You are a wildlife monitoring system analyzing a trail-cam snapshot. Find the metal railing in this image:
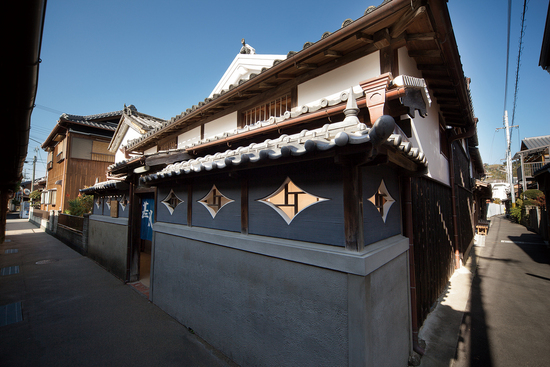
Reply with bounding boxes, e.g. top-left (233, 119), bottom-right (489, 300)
top-left (517, 162), bottom-right (544, 180)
